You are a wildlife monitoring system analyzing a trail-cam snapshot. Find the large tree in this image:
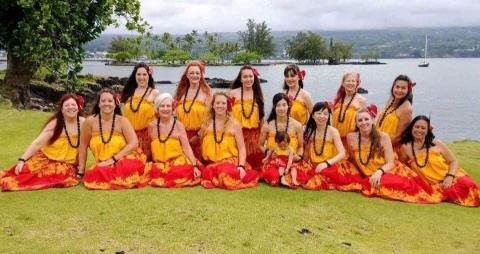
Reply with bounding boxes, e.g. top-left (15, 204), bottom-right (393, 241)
top-left (0, 0), bottom-right (148, 107)
top-left (287, 31), bottom-right (328, 64)
top-left (238, 19), bottom-right (275, 58)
